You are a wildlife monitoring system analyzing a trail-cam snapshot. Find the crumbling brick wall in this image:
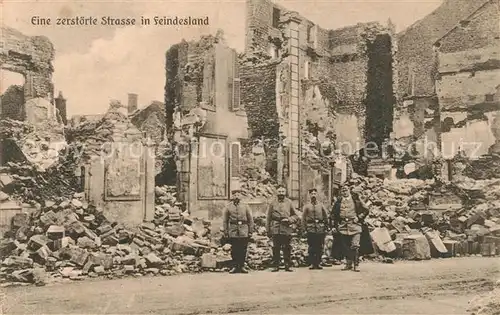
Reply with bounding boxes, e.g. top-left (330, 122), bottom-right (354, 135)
top-left (395, 0), bottom-right (488, 100)
top-left (437, 0), bottom-right (499, 54)
top-left (435, 0), bottom-right (500, 157)
top-left (0, 27), bottom-right (54, 102)
top-left (240, 61), bottom-right (279, 175)
top-left (245, 0), bottom-right (283, 53)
